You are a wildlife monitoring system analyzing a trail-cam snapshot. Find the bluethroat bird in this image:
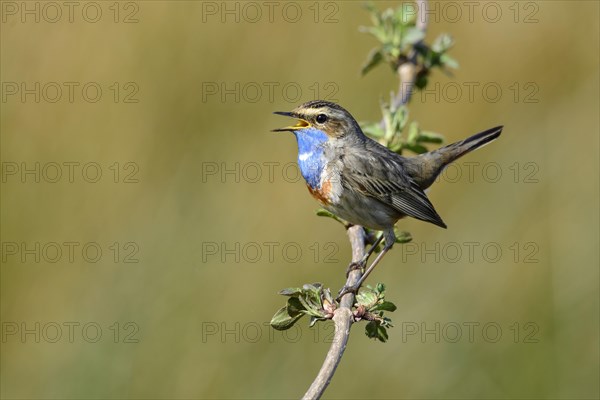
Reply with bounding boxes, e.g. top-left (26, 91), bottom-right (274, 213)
top-left (273, 100), bottom-right (502, 295)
